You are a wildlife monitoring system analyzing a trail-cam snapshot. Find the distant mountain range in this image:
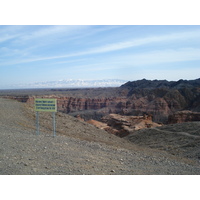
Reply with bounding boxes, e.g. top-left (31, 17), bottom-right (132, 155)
top-left (121, 78), bottom-right (200, 90)
top-left (17, 79), bottom-right (128, 88)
